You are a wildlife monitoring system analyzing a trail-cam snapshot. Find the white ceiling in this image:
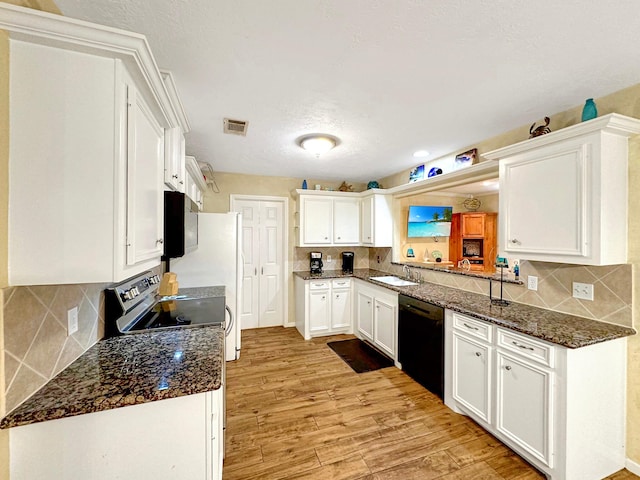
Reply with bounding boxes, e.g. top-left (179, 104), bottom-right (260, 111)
top-left (55, 0), bottom-right (640, 184)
